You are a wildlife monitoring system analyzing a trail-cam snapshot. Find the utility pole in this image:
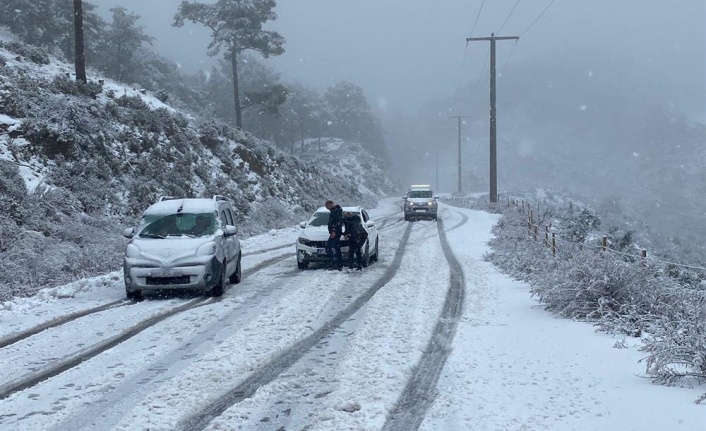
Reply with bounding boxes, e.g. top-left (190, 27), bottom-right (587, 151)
top-left (466, 33), bottom-right (519, 203)
top-left (449, 115), bottom-right (470, 194)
